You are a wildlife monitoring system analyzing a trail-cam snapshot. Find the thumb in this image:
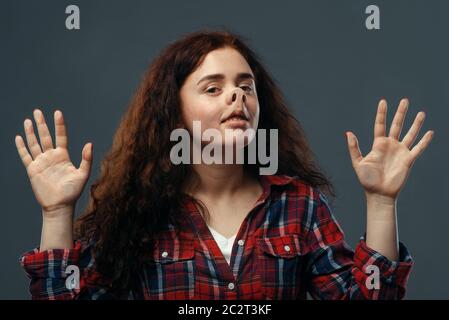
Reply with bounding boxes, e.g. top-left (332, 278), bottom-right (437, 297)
top-left (345, 131), bottom-right (363, 166)
top-left (79, 142), bottom-right (93, 176)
